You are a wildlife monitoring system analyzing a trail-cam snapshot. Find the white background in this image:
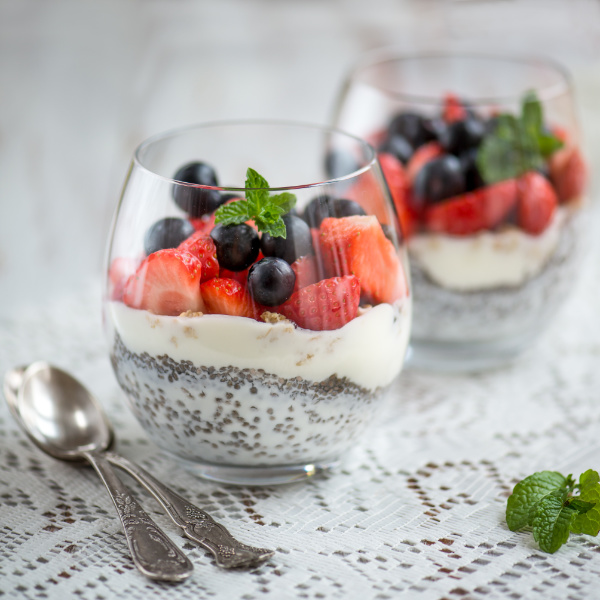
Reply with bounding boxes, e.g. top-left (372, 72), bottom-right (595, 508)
top-left (2, 0), bottom-right (600, 318)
